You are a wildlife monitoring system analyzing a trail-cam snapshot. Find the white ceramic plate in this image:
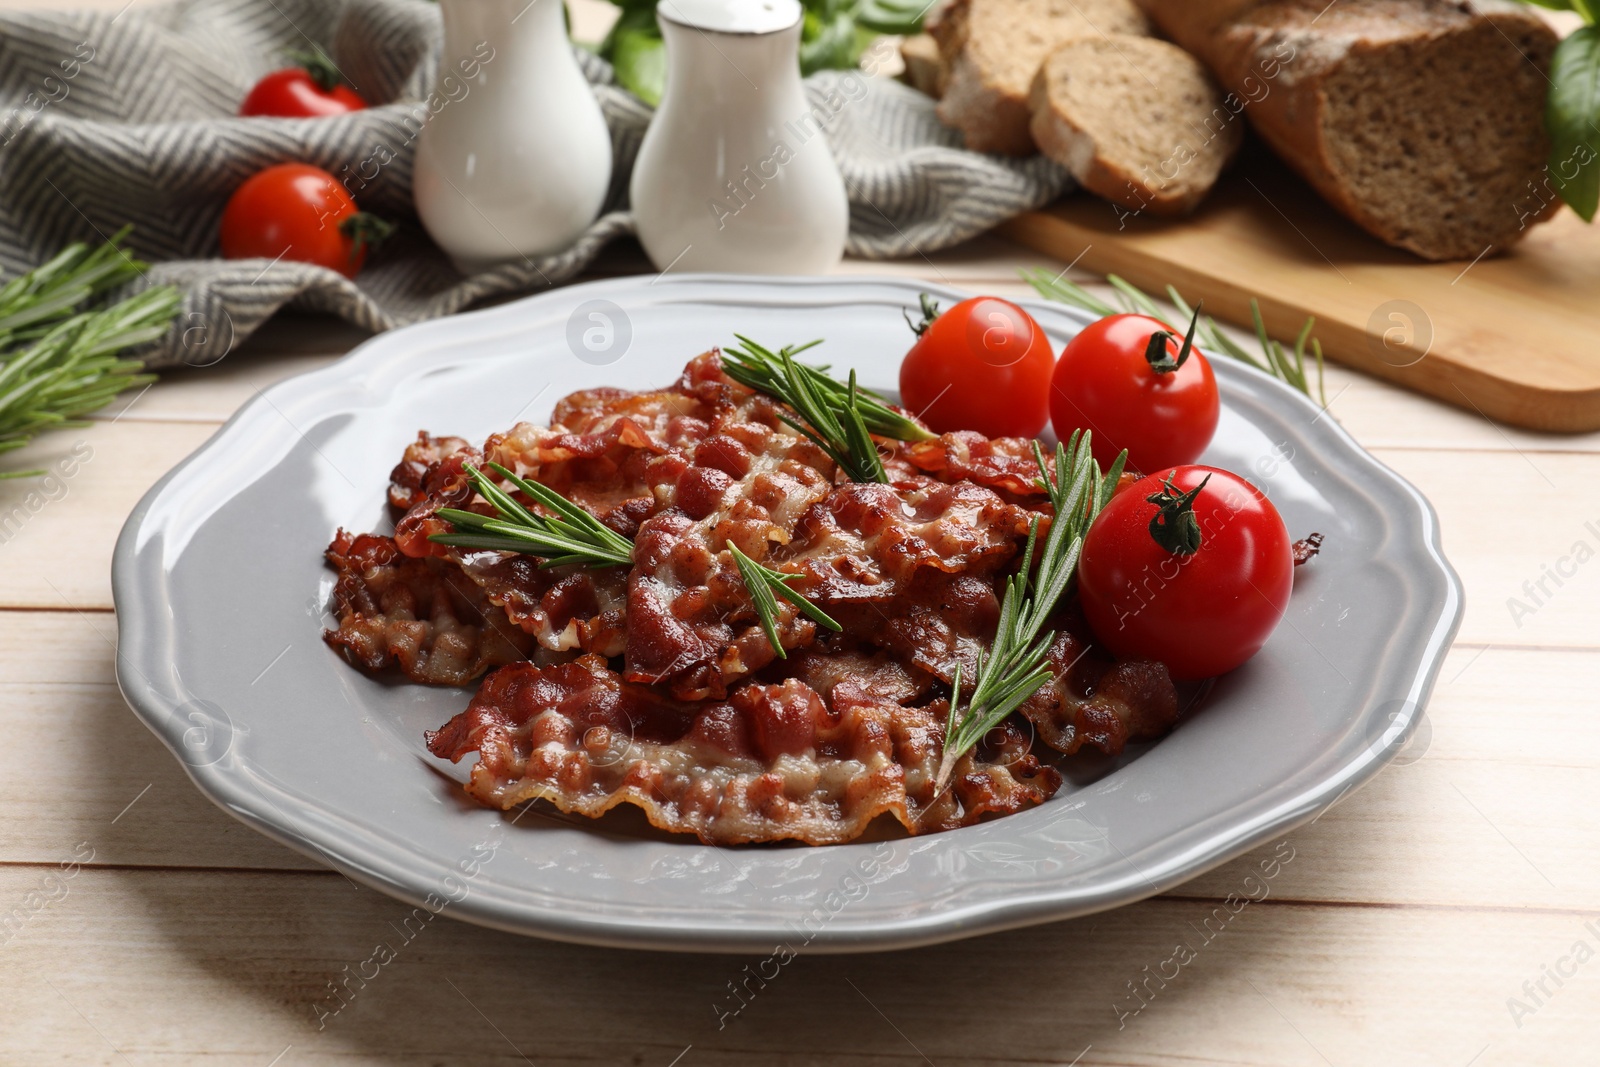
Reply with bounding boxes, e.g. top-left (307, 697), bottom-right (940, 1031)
top-left (113, 275), bottom-right (1462, 953)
